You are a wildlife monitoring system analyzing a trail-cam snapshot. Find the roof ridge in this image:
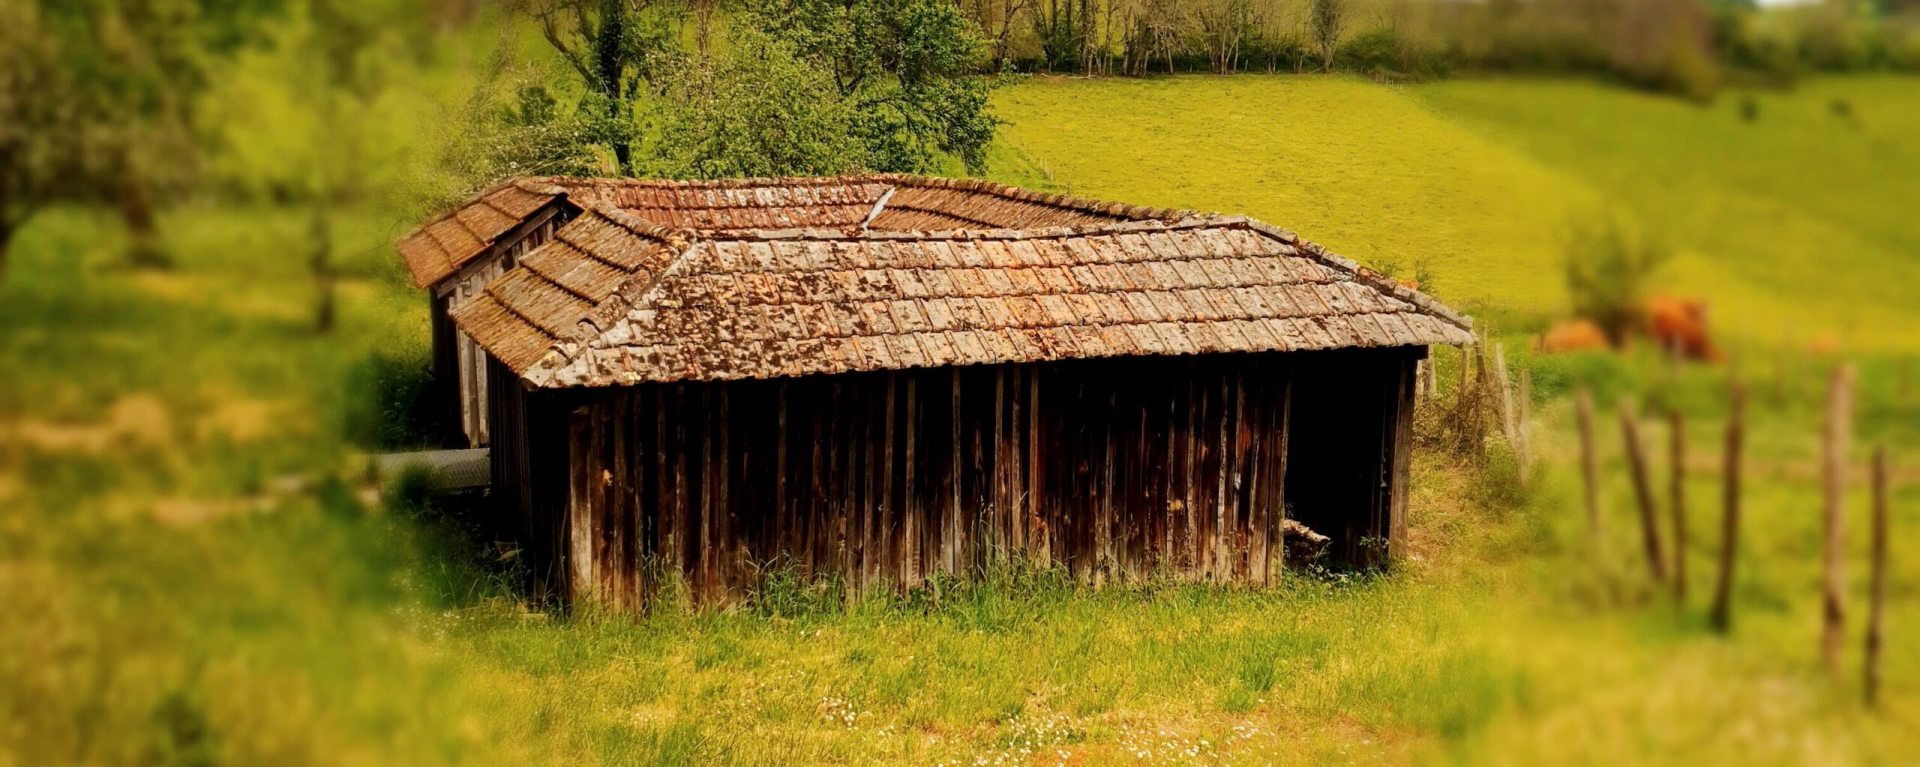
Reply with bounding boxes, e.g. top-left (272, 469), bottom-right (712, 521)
top-left (1239, 220), bottom-right (1473, 332)
top-left (879, 174), bottom-right (1200, 222)
top-left (695, 214), bottom-right (1239, 243)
